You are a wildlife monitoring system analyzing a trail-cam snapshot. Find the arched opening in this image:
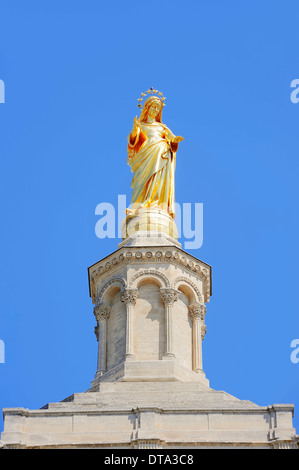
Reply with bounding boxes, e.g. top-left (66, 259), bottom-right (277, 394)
top-left (174, 277), bottom-right (203, 305)
top-left (103, 285), bottom-right (121, 305)
top-left (137, 276), bottom-right (162, 289)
